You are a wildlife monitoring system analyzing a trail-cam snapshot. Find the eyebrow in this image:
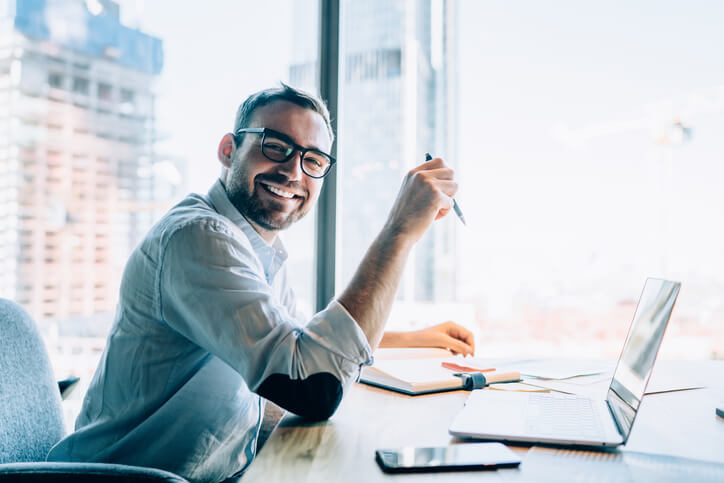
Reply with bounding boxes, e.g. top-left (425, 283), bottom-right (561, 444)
top-left (264, 127), bottom-right (327, 154)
